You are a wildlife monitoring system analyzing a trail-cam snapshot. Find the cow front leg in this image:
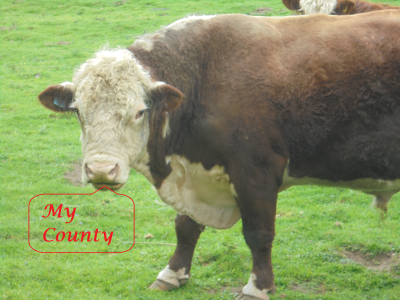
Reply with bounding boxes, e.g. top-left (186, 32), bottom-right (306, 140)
top-left (236, 203), bottom-right (277, 300)
top-left (149, 214), bottom-right (204, 291)
top-left (232, 171), bottom-right (280, 300)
